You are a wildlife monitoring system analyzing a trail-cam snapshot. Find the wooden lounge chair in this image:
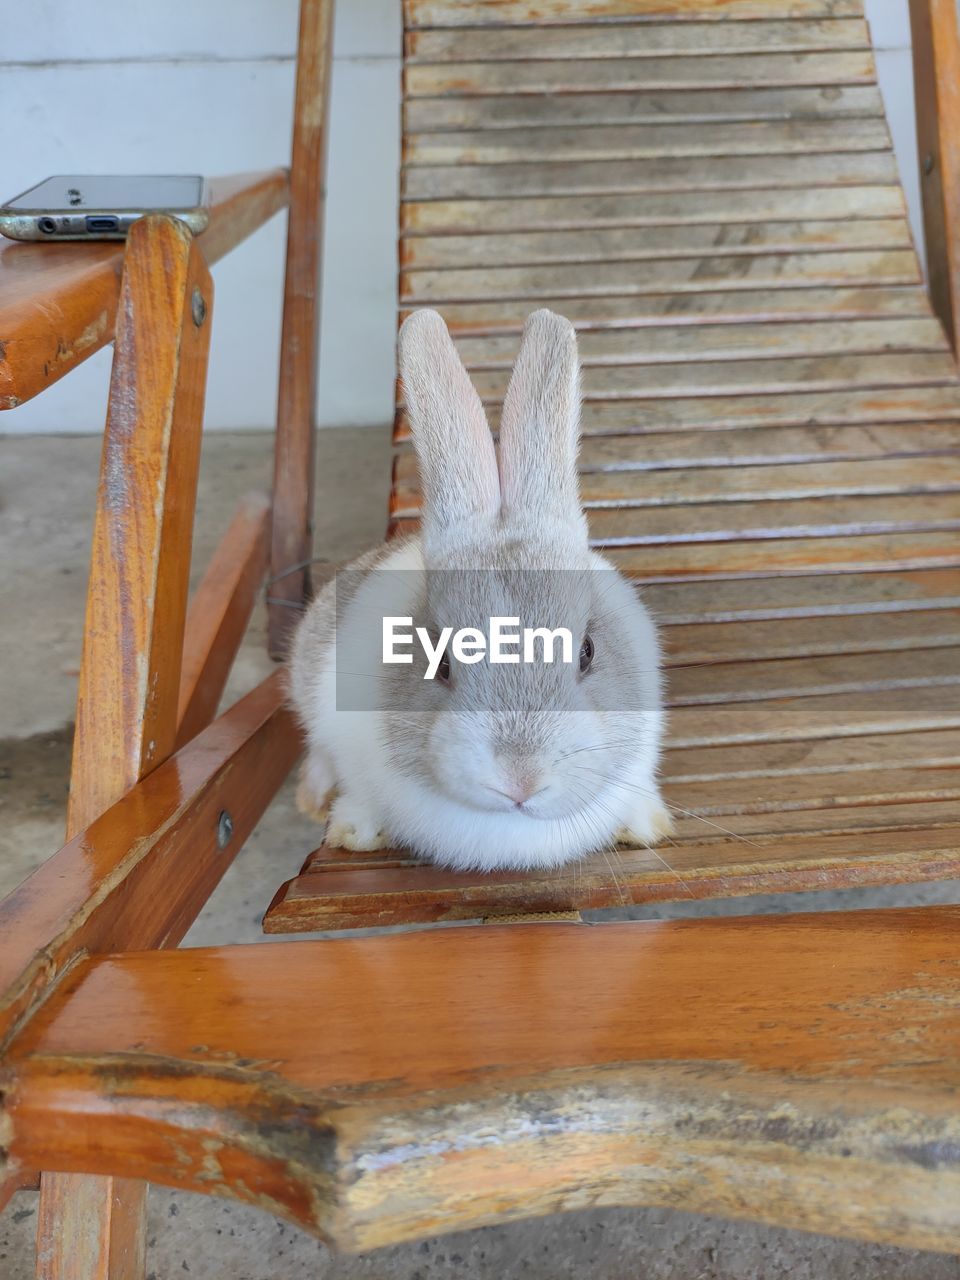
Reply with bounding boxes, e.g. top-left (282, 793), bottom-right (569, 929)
top-left (2, 0), bottom-right (960, 1273)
